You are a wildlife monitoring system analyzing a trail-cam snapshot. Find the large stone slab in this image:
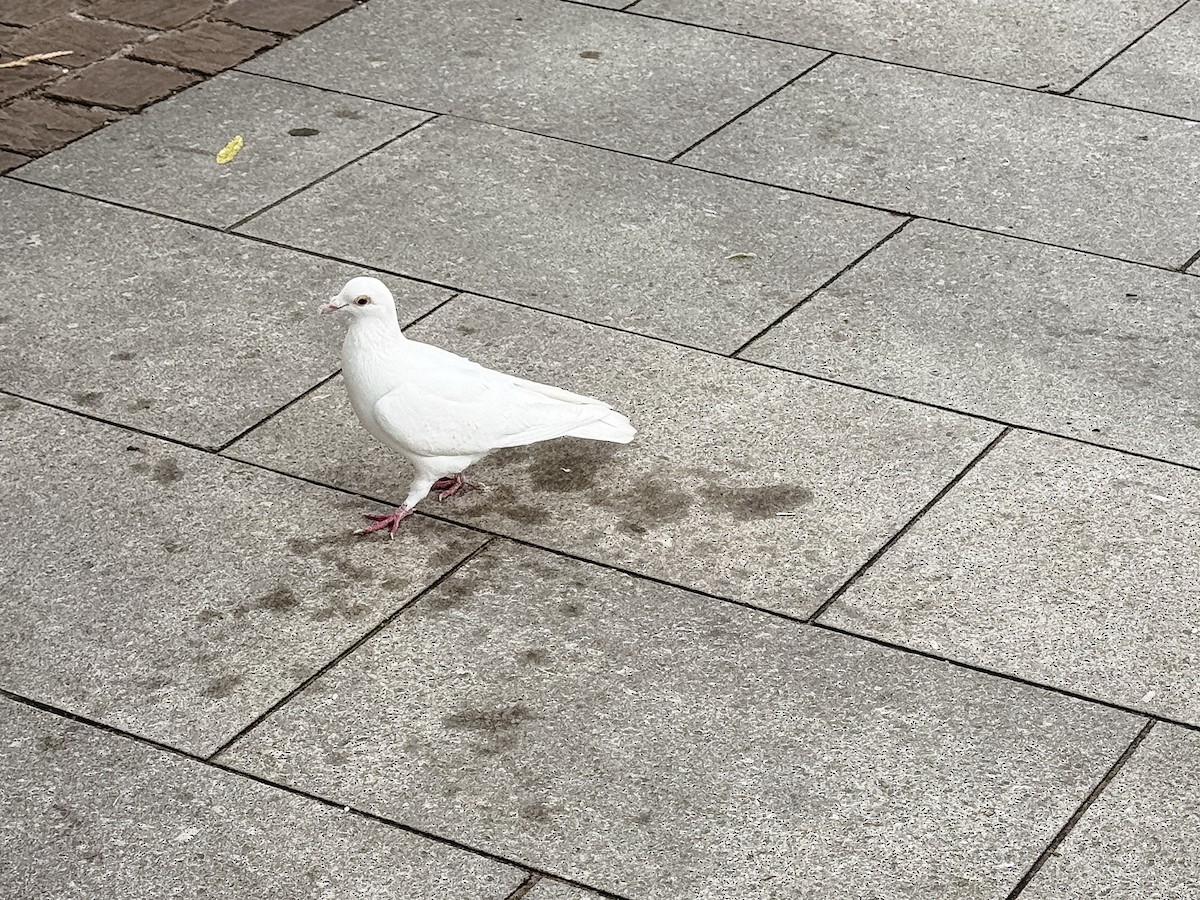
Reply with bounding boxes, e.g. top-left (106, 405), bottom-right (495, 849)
top-left (526, 881), bottom-right (600, 900)
top-left (1075, 1), bottom-right (1200, 122)
top-left (239, 117), bottom-right (901, 352)
top-left (634, 0), bottom-right (1182, 90)
top-left (219, 542), bottom-right (1142, 900)
top-left (0, 179), bottom-right (450, 449)
top-left (239, 0), bottom-right (822, 159)
top-left (1021, 724), bottom-right (1200, 900)
top-left (226, 294), bottom-right (998, 619)
top-left (0, 698), bottom-right (524, 898)
top-left (18, 71), bottom-right (431, 228)
top-left (0, 399), bottom-right (486, 755)
top-left (821, 430), bottom-right (1200, 725)
top-left (681, 55), bottom-right (1200, 268)
top-left (742, 220), bottom-right (1200, 468)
